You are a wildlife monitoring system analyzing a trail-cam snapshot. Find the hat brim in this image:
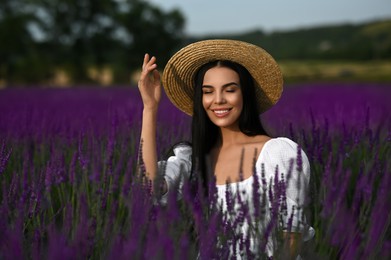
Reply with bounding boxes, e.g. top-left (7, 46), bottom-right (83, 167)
top-left (162, 39), bottom-right (283, 116)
